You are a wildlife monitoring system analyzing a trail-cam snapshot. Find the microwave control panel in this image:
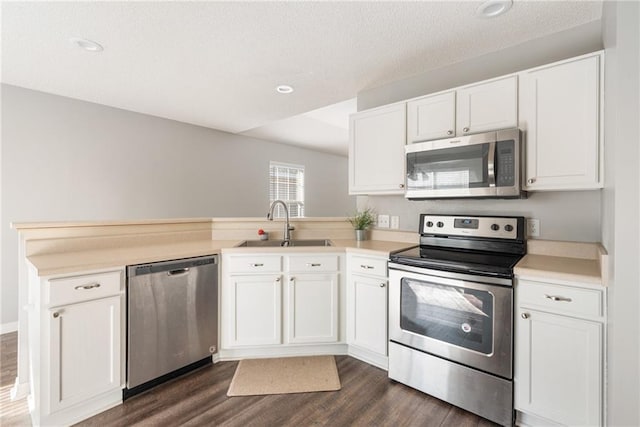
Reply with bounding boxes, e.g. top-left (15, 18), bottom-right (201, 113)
top-left (496, 141), bottom-right (515, 187)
